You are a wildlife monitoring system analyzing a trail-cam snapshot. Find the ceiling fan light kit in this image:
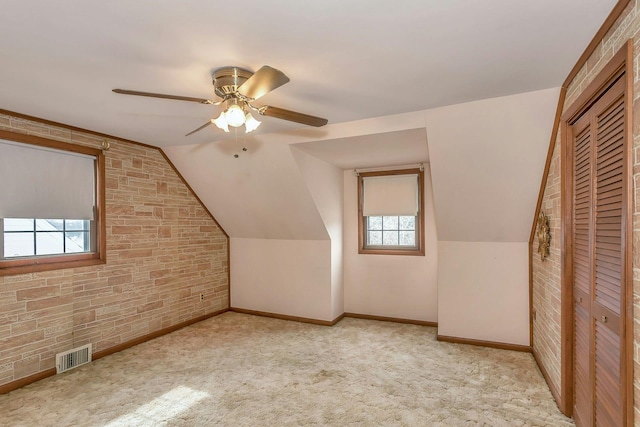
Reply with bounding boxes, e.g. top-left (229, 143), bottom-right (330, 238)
top-left (211, 109), bottom-right (262, 133)
top-left (112, 65), bottom-right (327, 137)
